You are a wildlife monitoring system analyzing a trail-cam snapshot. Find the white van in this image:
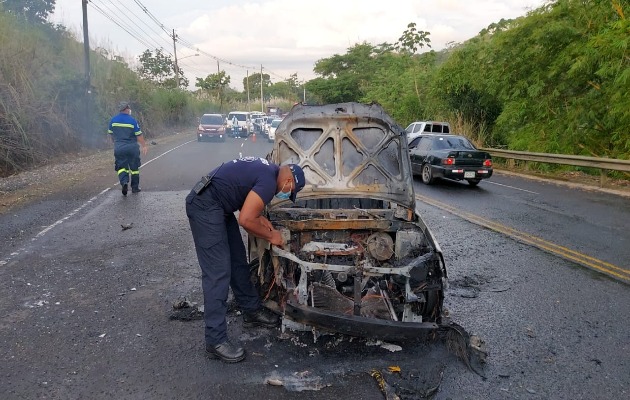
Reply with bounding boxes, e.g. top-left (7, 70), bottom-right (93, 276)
top-left (227, 111), bottom-right (251, 137)
top-left (405, 121), bottom-right (451, 142)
